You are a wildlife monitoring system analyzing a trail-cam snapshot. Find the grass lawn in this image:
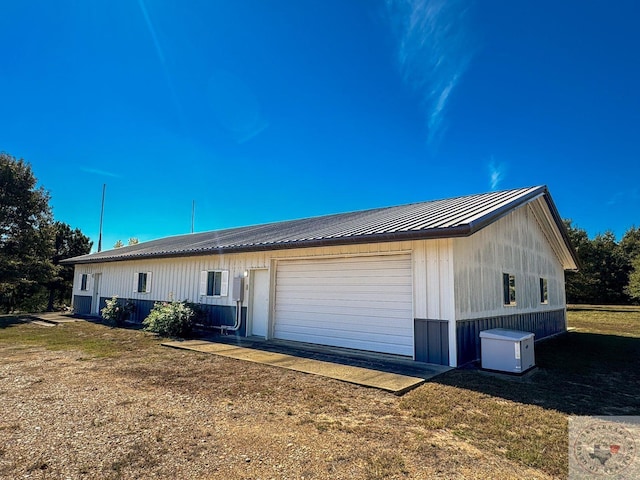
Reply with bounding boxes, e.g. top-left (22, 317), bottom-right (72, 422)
top-left (402, 305), bottom-right (640, 476)
top-left (1, 306), bottom-right (639, 479)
